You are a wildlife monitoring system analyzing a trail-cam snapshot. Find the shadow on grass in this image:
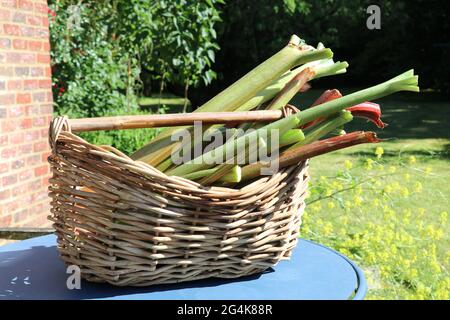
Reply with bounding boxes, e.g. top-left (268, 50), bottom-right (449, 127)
top-left (293, 89), bottom-right (450, 140)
